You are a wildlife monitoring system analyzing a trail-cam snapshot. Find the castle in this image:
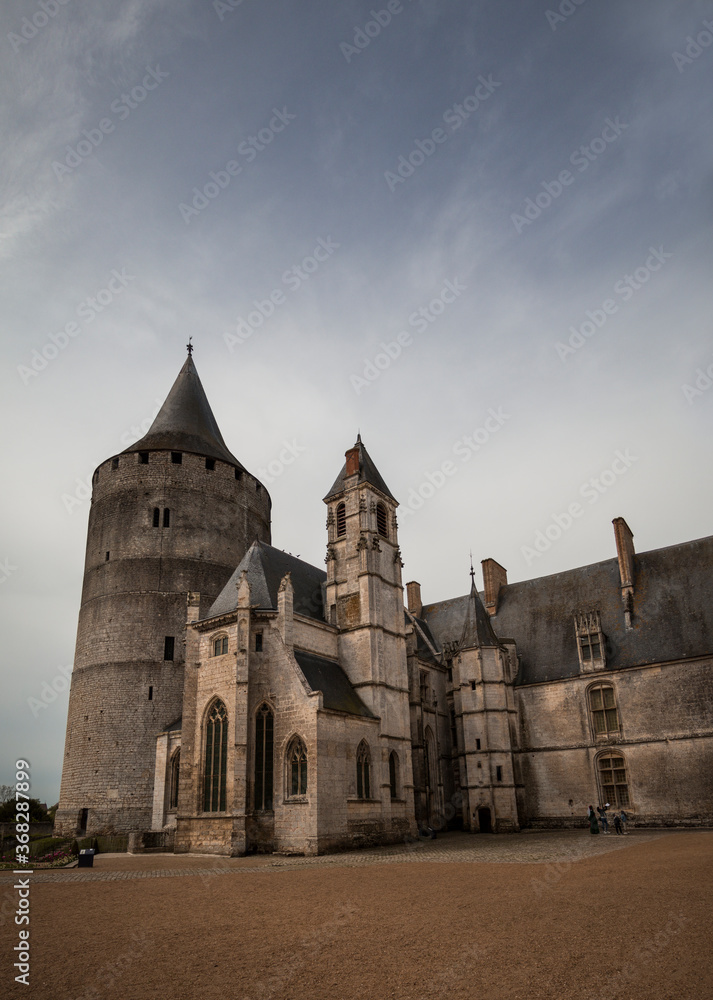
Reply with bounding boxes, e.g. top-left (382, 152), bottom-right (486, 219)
top-left (55, 352), bottom-right (713, 854)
